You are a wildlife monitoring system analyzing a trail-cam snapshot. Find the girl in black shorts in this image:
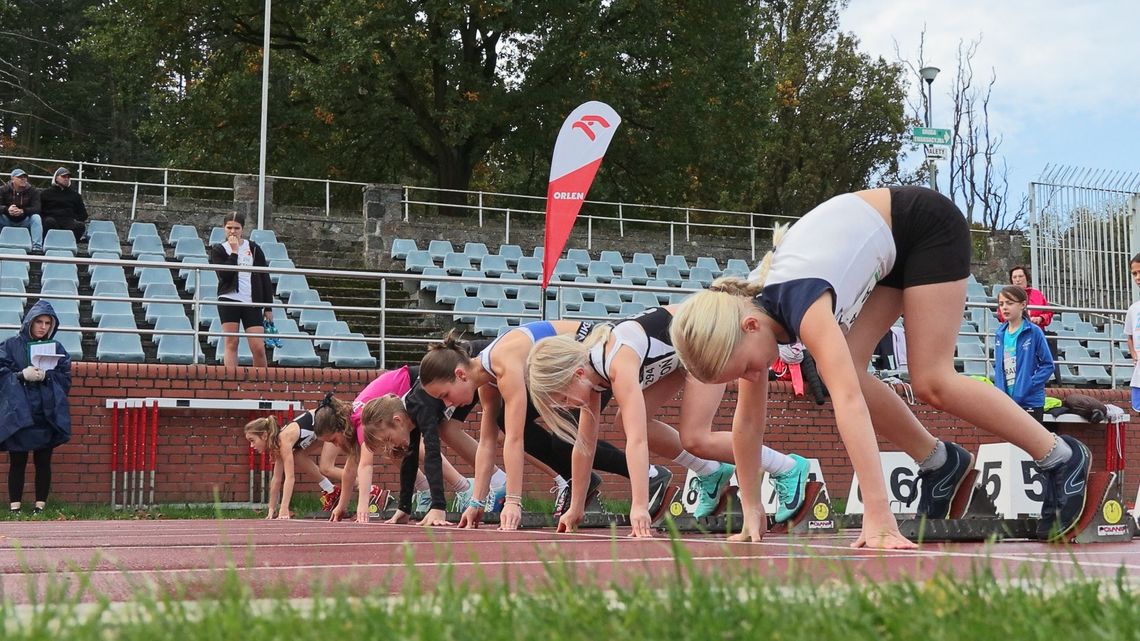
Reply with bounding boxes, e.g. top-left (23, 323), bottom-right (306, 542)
top-left (669, 186), bottom-right (1092, 548)
top-left (208, 212), bottom-right (274, 367)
